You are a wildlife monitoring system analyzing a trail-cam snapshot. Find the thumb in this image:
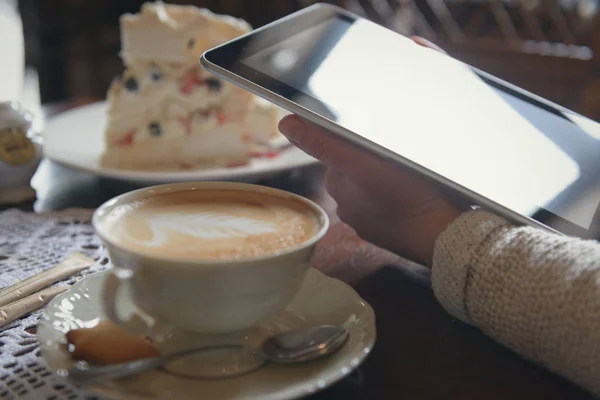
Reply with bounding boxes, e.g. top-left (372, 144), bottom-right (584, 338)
top-left (278, 114), bottom-right (336, 165)
top-left (411, 36), bottom-right (446, 54)
top-left (278, 114), bottom-right (384, 174)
